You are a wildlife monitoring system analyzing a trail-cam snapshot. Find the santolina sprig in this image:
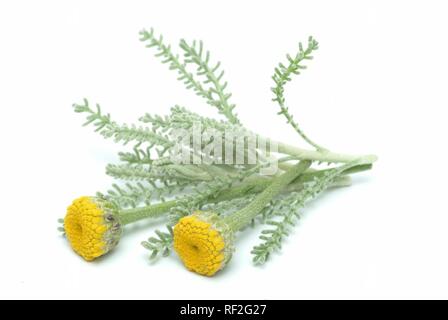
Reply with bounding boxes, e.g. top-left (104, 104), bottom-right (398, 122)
top-left (67, 28), bottom-right (377, 271)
